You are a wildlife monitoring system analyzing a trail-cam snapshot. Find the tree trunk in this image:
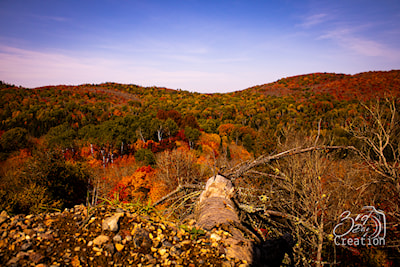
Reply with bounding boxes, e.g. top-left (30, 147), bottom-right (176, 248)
top-left (195, 175), bottom-right (255, 264)
top-left (316, 223), bottom-right (324, 267)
